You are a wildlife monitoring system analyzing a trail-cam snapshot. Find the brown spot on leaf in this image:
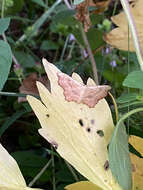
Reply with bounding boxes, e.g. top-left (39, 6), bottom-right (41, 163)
top-left (132, 163), bottom-right (136, 172)
top-left (86, 127), bottom-right (91, 132)
top-left (46, 114), bottom-right (50, 118)
top-left (79, 119), bottom-right (84, 126)
top-left (51, 141), bottom-right (58, 149)
top-left (104, 160), bottom-right (109, 171)
top-left (97, 130), bottom-right (104, 137)
top-left (19, 73), bottom-right (50, 102)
